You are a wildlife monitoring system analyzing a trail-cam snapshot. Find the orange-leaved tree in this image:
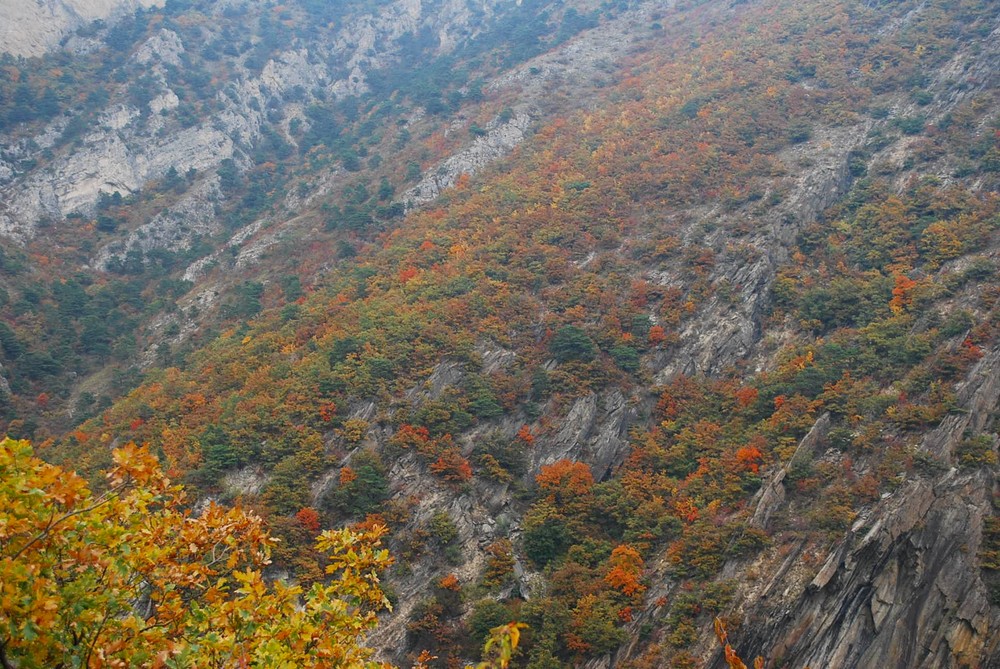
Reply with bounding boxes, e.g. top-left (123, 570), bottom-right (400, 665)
top-left (714, 617), bottom-right (764, 669)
